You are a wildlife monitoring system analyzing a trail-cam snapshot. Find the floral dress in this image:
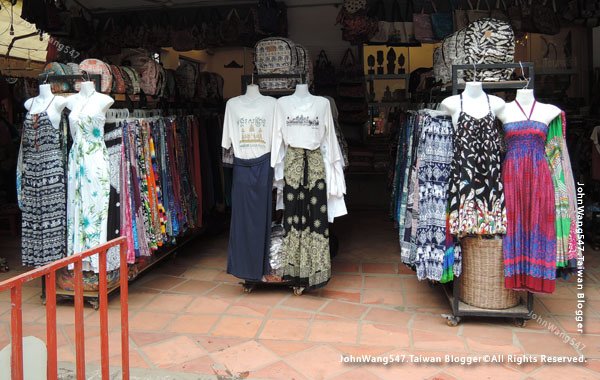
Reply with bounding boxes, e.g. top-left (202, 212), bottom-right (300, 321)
top-left (67, 112), bottom-right (110, 272)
